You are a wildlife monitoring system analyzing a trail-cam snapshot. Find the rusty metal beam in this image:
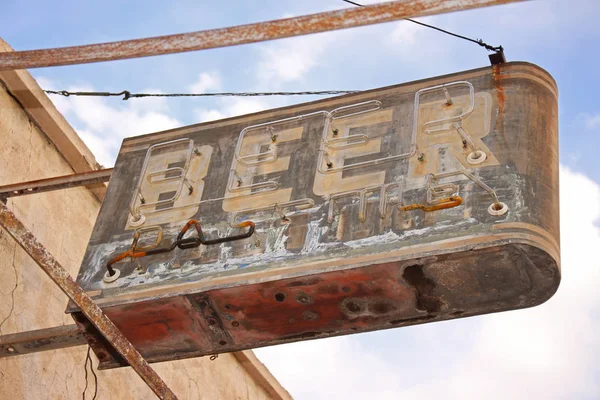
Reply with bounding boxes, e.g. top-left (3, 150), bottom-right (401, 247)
top-left (0, 202), bottom-right (177, 400)
top-left (0, 0), bottom-right (527, 71)
top-left (0, 169), bottom-right (112, 200)
top-left (0, 324), bottom-right (86, 358)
